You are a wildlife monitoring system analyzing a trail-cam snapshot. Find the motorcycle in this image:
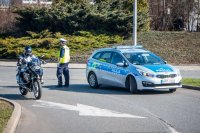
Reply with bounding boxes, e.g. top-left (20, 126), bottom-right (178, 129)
top-left (16, 56), bottom-right (45, 99)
